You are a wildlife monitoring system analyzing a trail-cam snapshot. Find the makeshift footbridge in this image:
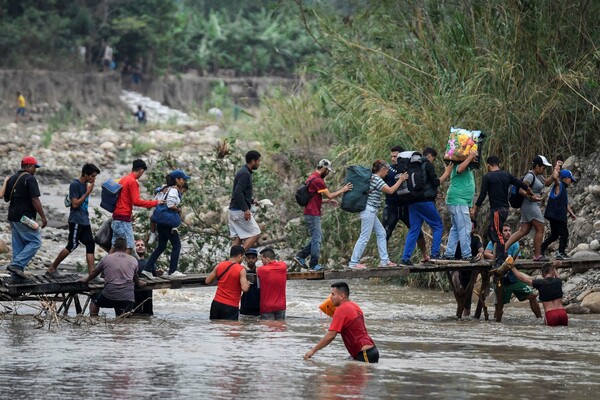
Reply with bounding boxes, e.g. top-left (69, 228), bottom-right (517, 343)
top-left (2, 256), bottom-right (600, 321)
